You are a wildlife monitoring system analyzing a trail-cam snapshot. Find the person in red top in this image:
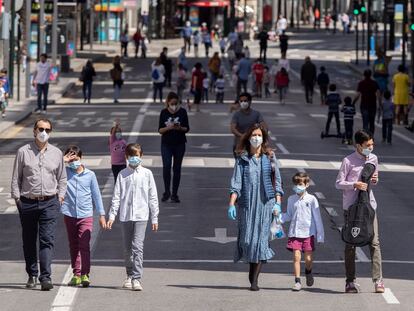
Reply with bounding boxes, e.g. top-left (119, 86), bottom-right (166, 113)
top-left (276, 67), bottom-right (290, 104)
top-left (191, 62), bottom-right (205, 112)
top-left (133, 29), bottom-right (142, 58)
top-left (252, 59), bottom-right (265, 98)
